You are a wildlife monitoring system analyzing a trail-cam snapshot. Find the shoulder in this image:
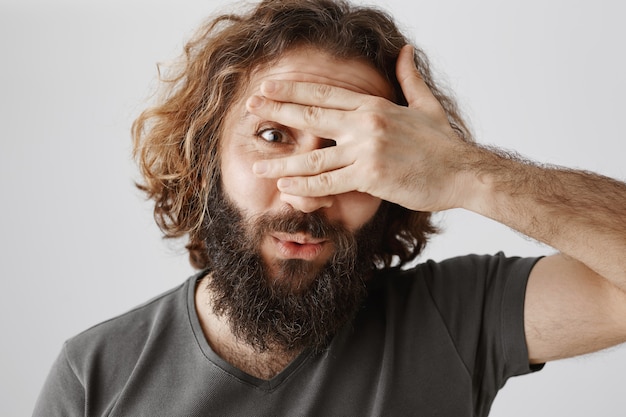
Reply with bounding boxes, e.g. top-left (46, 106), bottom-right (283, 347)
top-left (373, 252), bottom-right (539, 286)
top-left (36, 272), bottom-right (205, 416)
top-left (368, 252), bottom-right (541, 312)
top-left (63, 273), bottom-right (201, 375)
top-left (70, 282), bottom-right (182, 344)
top-left (365, 253), bottom-right (542, 384)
